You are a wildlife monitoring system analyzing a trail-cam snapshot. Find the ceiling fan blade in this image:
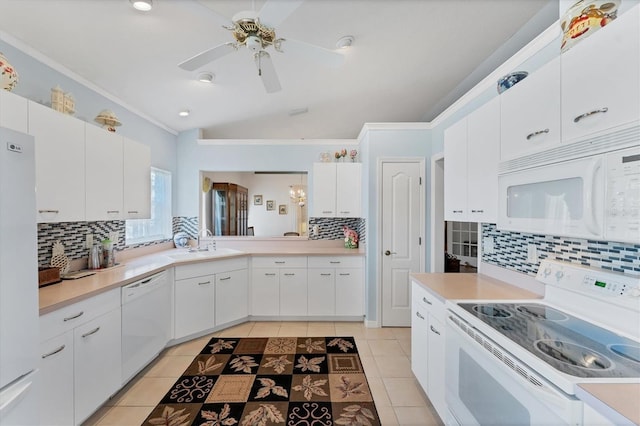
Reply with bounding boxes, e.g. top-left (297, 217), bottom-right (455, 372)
top-left (278, 38), bottom-right (345, 68)
top-left (254, 51), bottom-right (281, 93)
top-left (258, 0), bottom-right (304, 28)
top-left (178, 43), bottom-right (237, 71)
